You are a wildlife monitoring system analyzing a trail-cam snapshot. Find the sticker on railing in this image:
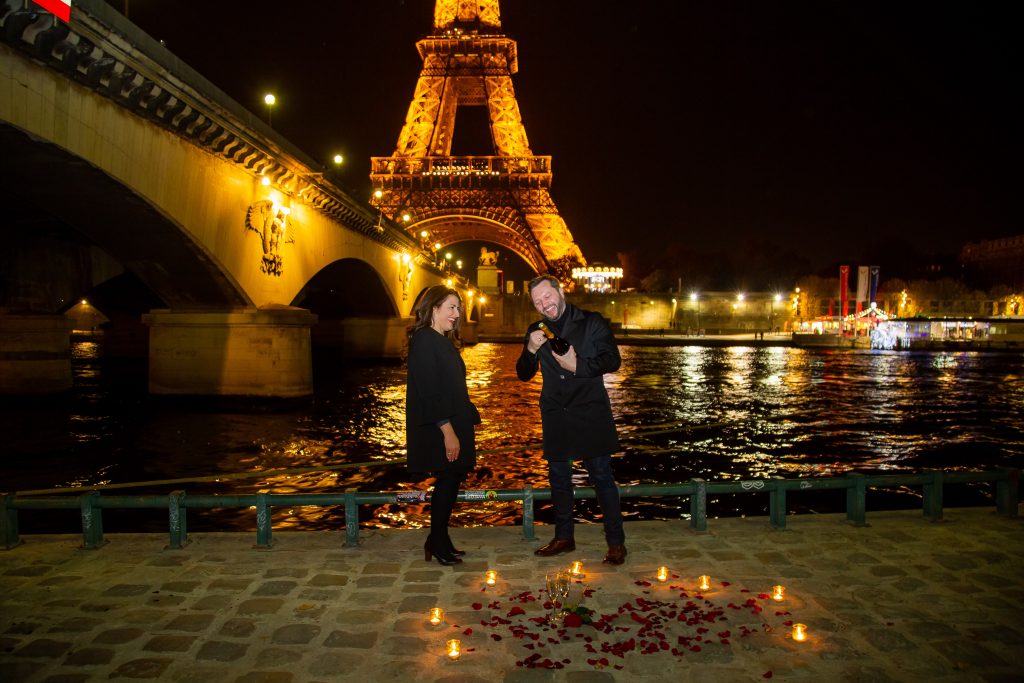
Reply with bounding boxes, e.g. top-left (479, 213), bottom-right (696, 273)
top-left (395, 492), bottom-right (428, 502)
top-left (464, 490), bottom-right (500, 500)
top-left (740, 481), bottom-right (765, 490)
